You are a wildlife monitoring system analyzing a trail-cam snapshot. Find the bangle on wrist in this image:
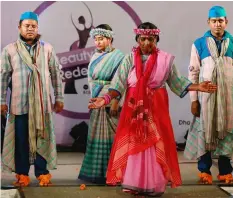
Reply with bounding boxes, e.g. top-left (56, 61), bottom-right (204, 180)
top-left (103, 94), bottom-right (111, 105)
